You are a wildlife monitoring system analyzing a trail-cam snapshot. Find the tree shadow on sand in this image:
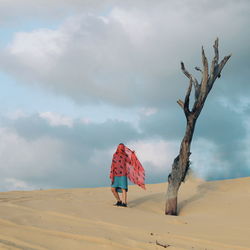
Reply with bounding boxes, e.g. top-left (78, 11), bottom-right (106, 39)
top-left (127, 181), bottom-right (217, 214)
